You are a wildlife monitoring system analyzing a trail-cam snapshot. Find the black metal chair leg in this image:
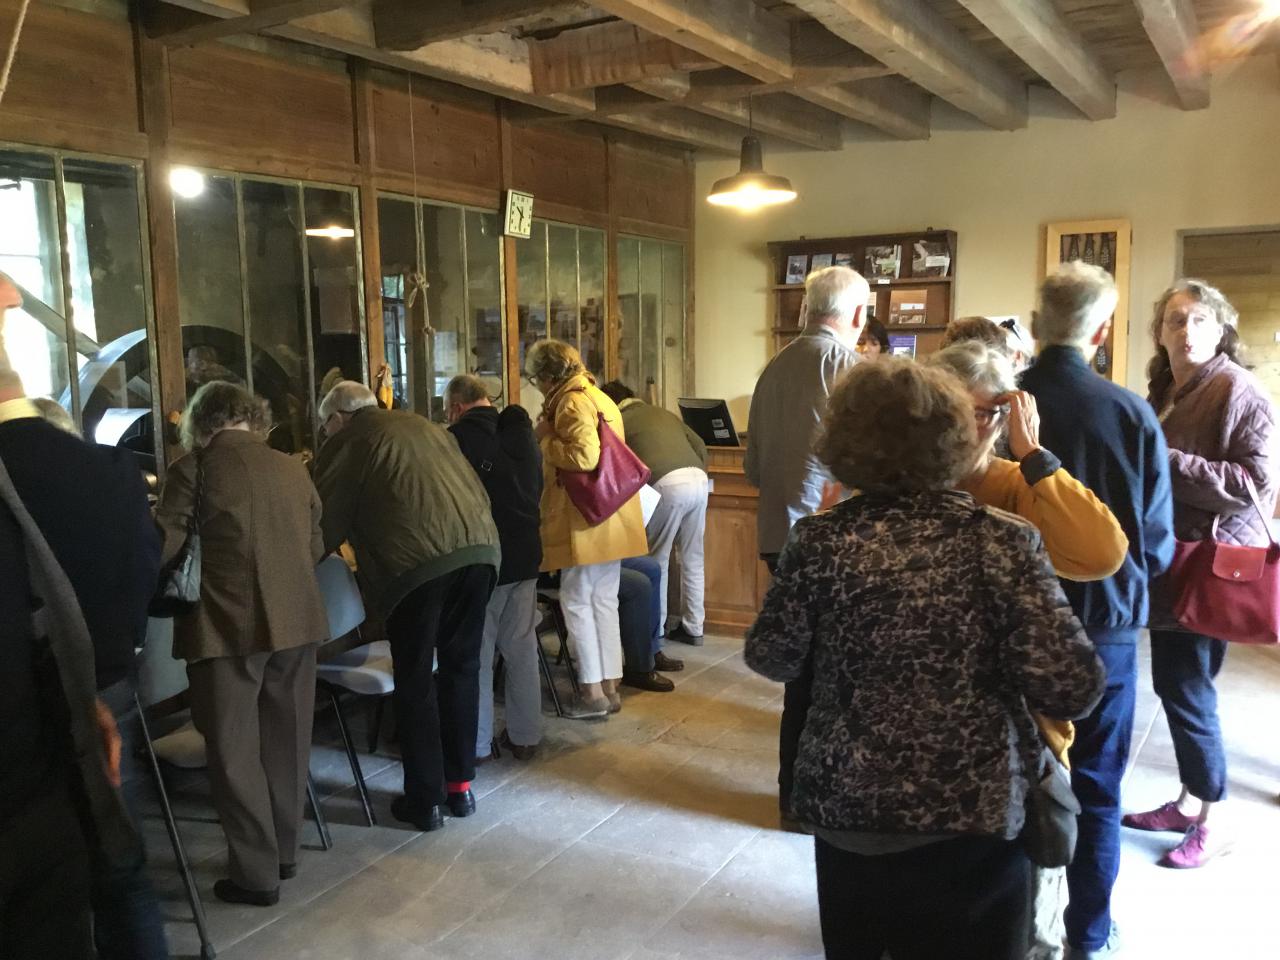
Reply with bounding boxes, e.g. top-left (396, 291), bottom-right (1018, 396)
top-left (136, 696), bottom-right (216, 960)
top-left (368, 696), bottom-right (385, 755)
top-left (536, 640), bottom-right (565, 717)
top-left (306, 773), bottom-right (332, 850)
top-left (550, 602), bottom-right (580, 697)
top-left (327, 686), bottom-right (376, 827)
